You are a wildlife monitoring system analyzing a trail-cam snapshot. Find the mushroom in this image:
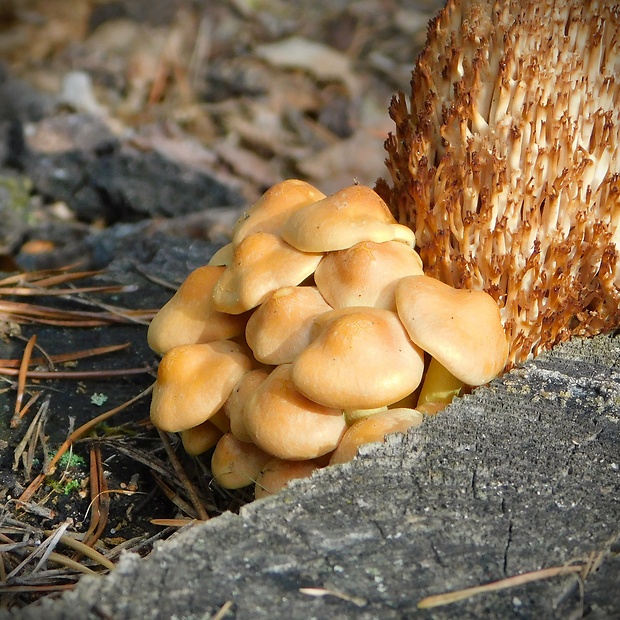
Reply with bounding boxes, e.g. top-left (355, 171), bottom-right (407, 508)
top-left (211, 432), bottom-right (272, 489)
top-left (329, 408), bottom-right (423, 465)
top-left (281, 184), bottom-right (415, 253)
top-left (416, 357), bottom-right (464, 407)
top-left (314, 240), bottom-right (424, 310)
top-left (395, 275), bottom-right (508, 386)
top-left (223, 368), bottom-right (270, 443)
top-left (211, 232), bottom-right (322, 314)
top-left (244, 364), bottom-right (347, 460)
top-left (377, 0), bottom-right (620, 366)
top-left (231, 179), bottom-right (325, 244)
top-left (147, 265), bottom-right (247, 355)
top-left (254, 457), bottom-right (327, 500)
top-left (208, 243), bottom-right (234, 267)
top-left (181, 421), bottom-right (223, 456)
top-left (245, 286), bottom-right (332, 365)
top-left (292, 306), bottom-right (425, 410)
top-left (150, 340), bottom-right (252, 432)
